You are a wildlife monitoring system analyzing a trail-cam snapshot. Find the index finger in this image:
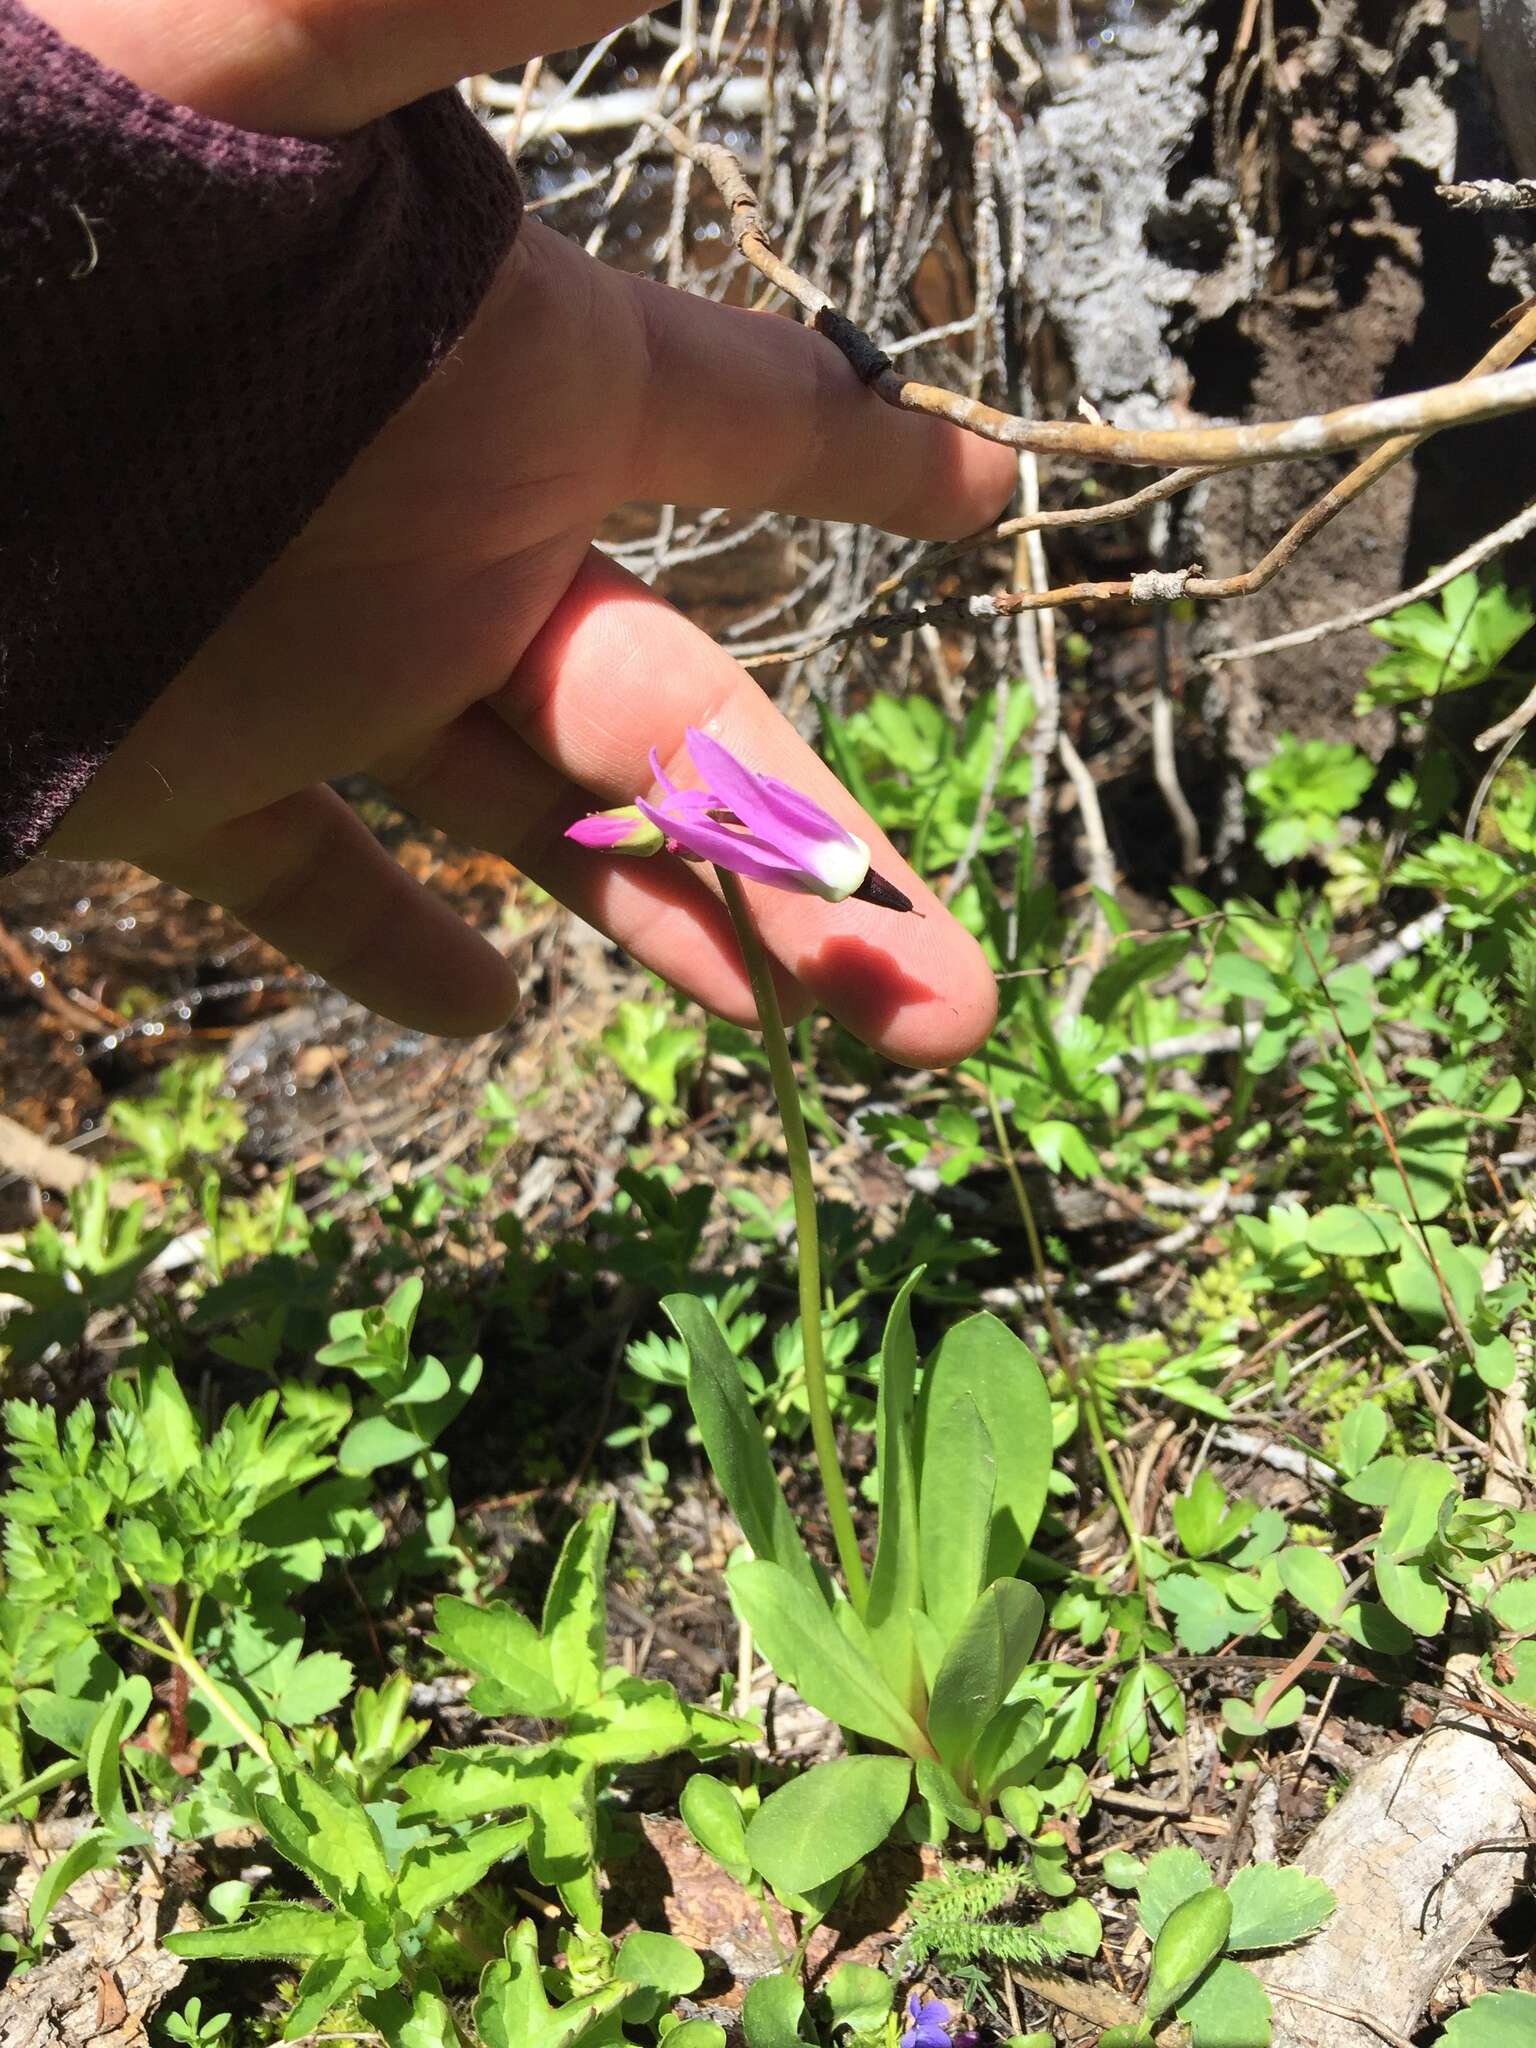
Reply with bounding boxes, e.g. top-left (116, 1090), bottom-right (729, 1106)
top-left (499, 549), bottom-right (999, 1067)
top-left (617, 251), bottom-right (1018, 538)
